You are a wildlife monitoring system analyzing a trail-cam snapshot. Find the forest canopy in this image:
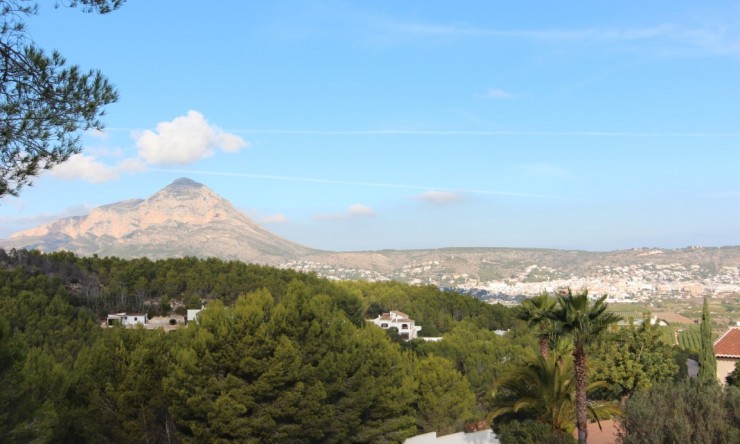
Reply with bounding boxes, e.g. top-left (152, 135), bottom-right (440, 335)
top-left (1, 249), bottom-right (726, 443)
top-left (0, 249), bottom-right (513, 442)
